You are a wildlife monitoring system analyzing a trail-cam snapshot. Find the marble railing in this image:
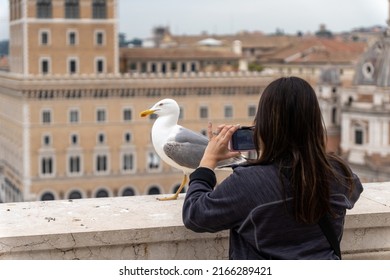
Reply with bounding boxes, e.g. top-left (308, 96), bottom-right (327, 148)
top-left (0, 182), bottom-right (389, 260)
